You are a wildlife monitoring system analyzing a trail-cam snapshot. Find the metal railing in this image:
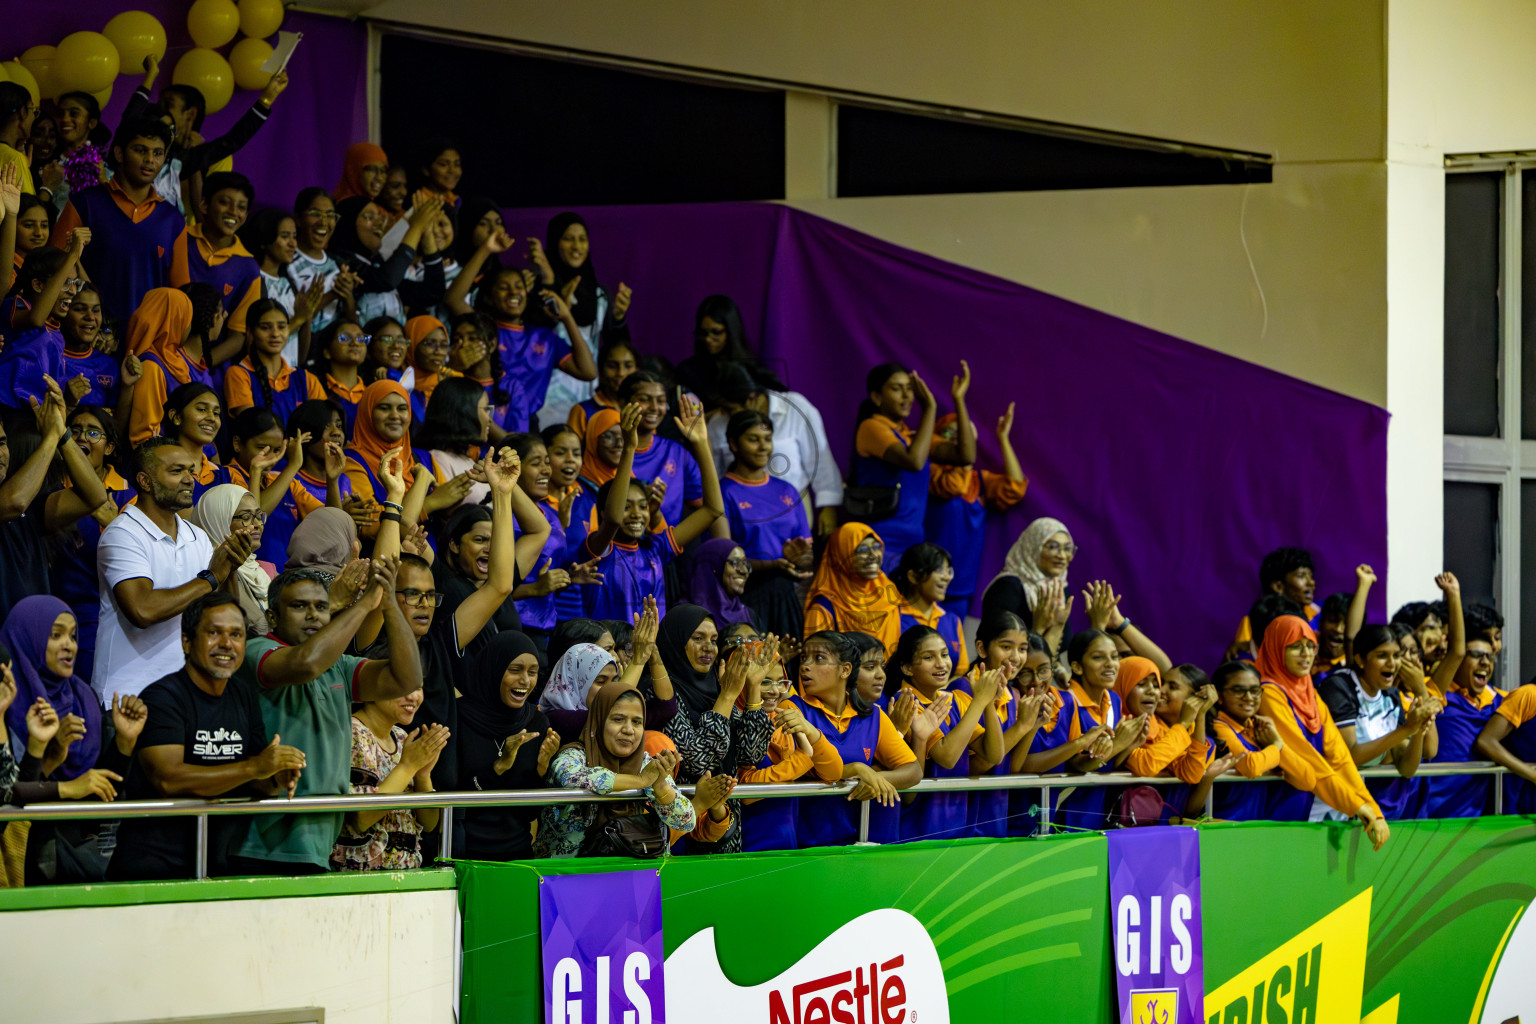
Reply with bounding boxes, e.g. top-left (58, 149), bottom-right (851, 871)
top-left (0, 762), bottom-right (1514, 881)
